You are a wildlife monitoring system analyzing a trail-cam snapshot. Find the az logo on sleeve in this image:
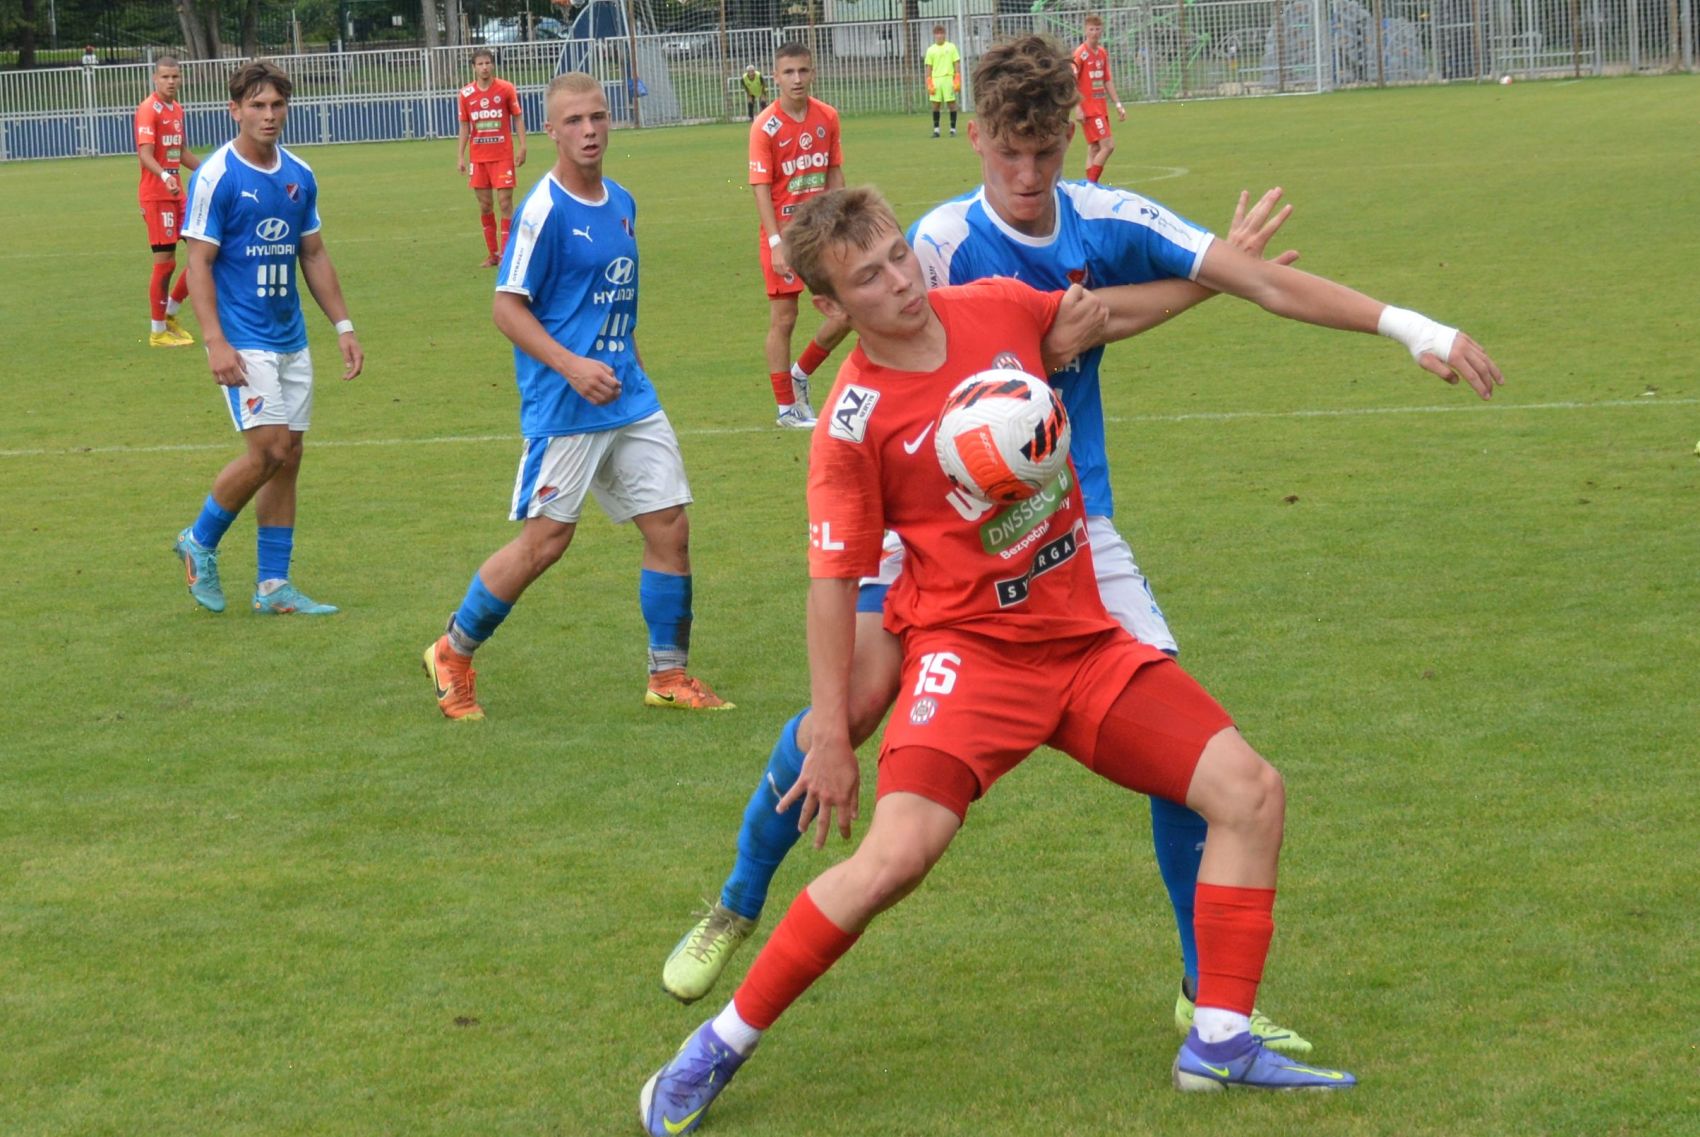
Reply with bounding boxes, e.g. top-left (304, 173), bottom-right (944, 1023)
top-left (828, 384), bottom-right (879, 444)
